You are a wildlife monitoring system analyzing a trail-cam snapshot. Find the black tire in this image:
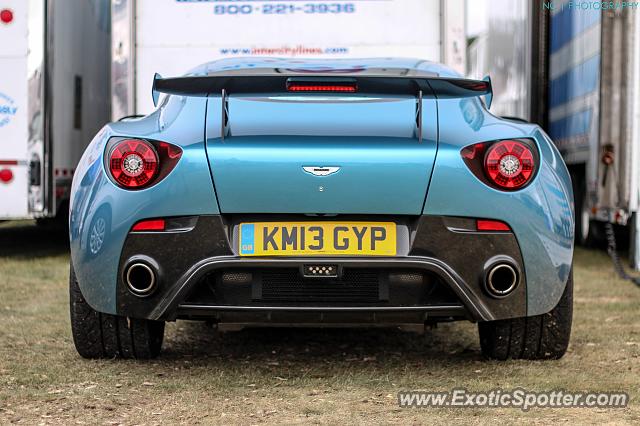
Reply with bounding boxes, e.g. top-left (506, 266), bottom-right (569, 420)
top-left (69, 264), bottom-right (164, 359)
top-left (478, 270), bottom-right (573, 360)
